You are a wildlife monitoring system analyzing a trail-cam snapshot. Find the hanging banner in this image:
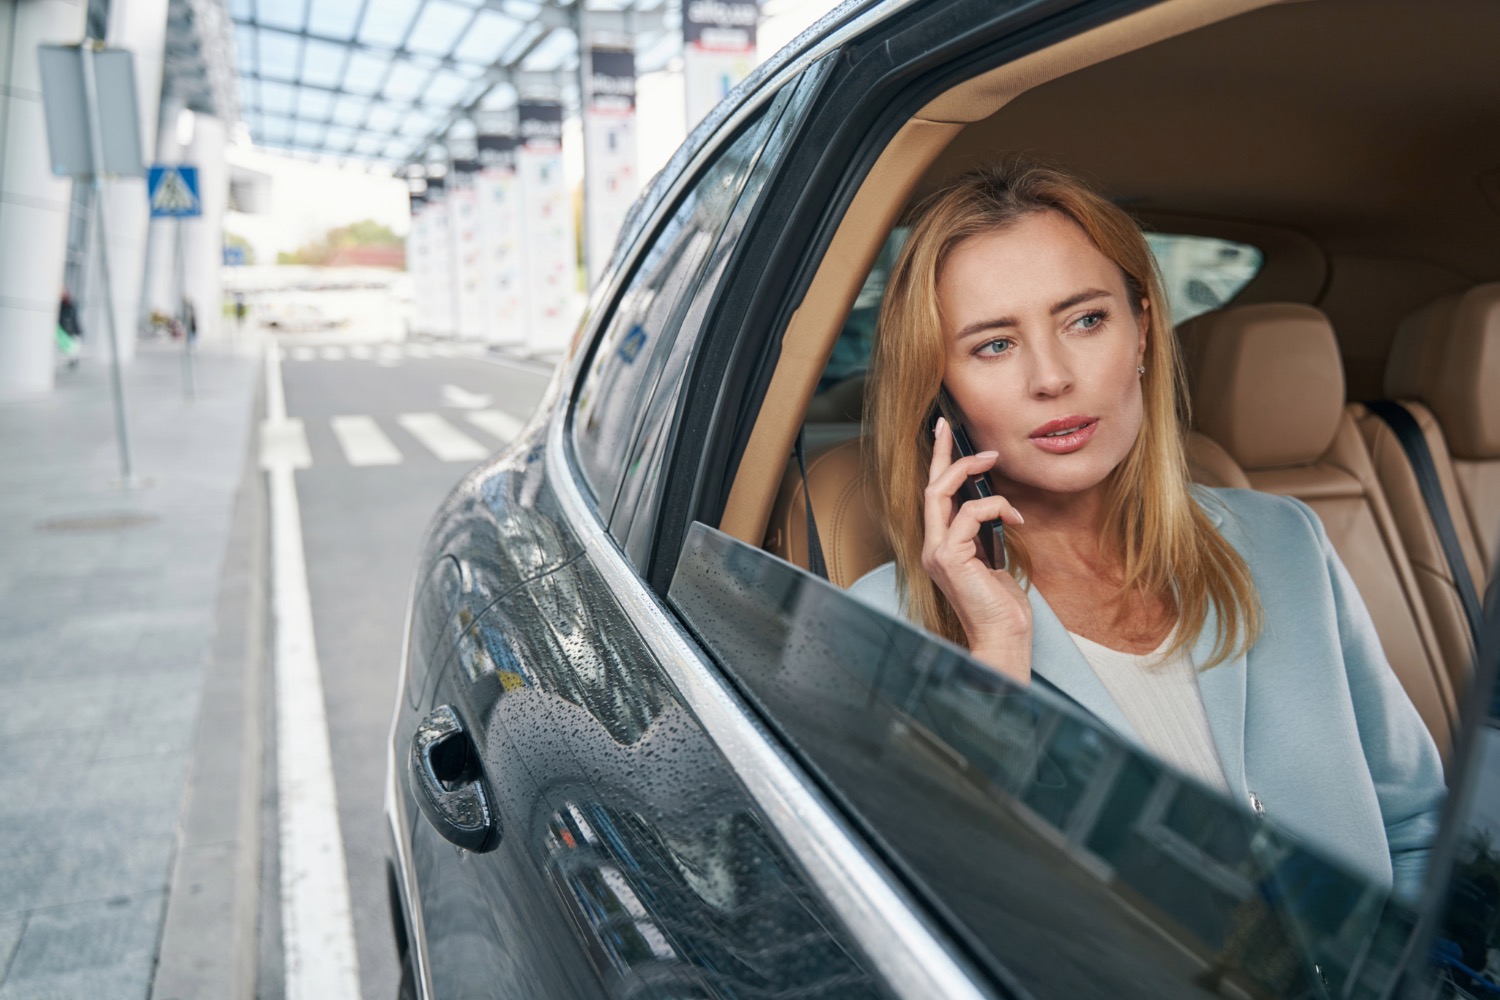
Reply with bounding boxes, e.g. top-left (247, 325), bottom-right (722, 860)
top-left (583, 46), bottom-right (639, 287)
top-left (406, 189), bottom-right (429, 336)
top-left (449, 158), bottom-right (486, 341)
top-left (476, 132), bottom-right (523, 345)
top-left (517, 100), bottom-right (576, 354)
top-left (682, 0), bottom-right (758, 130)
top-left (420, 175), bottom-right (456, 337)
